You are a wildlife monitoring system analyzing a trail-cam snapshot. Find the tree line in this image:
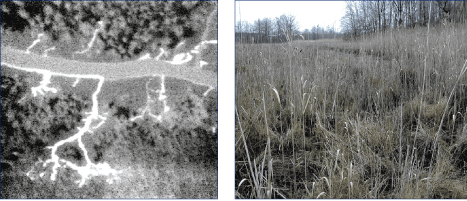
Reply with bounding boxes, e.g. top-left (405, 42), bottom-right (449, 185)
top-left (236, 13), bottom-right (343, 44)
top-left (236, 1), bottom-right (467, 44)
top-left (340, 0), bottom-right (467, 38)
